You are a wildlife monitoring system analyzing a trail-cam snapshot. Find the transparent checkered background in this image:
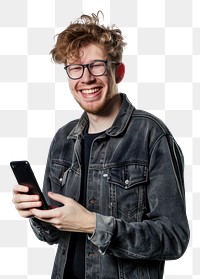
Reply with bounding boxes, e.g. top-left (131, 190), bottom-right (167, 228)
top-left (0, 0), bottom-right (199, 278)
